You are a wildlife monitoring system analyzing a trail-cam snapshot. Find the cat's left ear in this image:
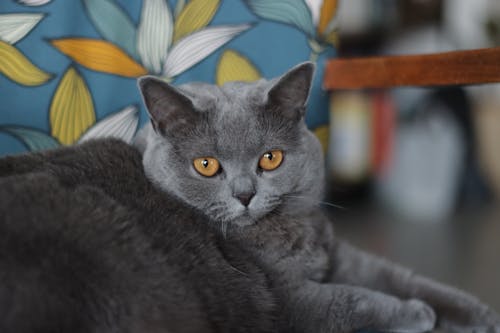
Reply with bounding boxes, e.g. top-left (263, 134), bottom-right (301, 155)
top-left (137, 76), bottom-right (197, 135)
top-left (266, 62), bottom-right (315, 119)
